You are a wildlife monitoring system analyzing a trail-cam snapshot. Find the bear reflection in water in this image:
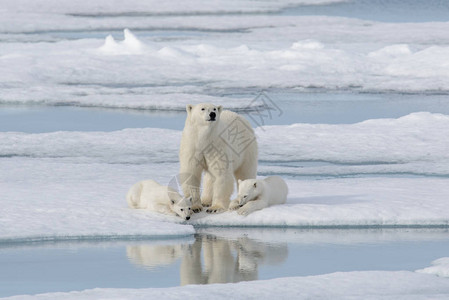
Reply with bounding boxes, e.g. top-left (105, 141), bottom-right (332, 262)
top-left (126, 233), bottom-right (288, 285)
